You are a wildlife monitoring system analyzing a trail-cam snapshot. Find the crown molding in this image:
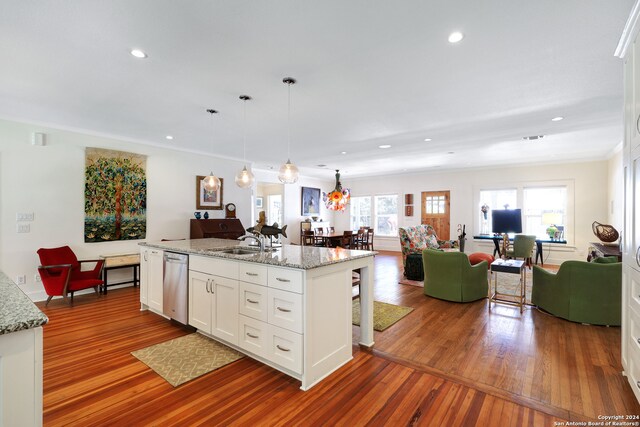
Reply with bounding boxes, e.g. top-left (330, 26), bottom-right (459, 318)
top-left (615, 0), bottom-right (640, 58)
